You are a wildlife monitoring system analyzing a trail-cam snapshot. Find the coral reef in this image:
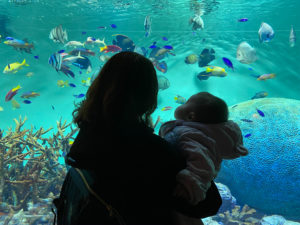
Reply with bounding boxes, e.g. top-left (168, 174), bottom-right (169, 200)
top-left (0, 116), bottom-right (78, 224)
top-left (215, 204), bottom-right (262, 225)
